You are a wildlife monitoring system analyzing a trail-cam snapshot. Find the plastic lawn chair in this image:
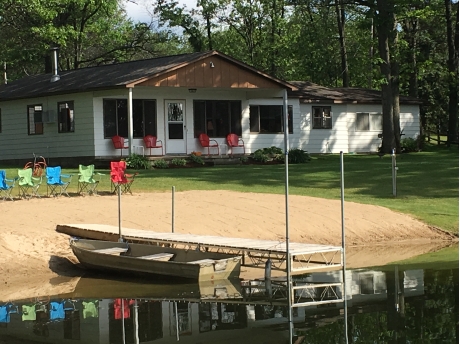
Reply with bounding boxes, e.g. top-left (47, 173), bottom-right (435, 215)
top-left (45, 166), bottom-right (73, 197)
top-left (77, 165), bottom-right (103, 195)
top-left (0, 170), bottom-right (17, 201)
top-left (18, 168), bottom-right (42, 199)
